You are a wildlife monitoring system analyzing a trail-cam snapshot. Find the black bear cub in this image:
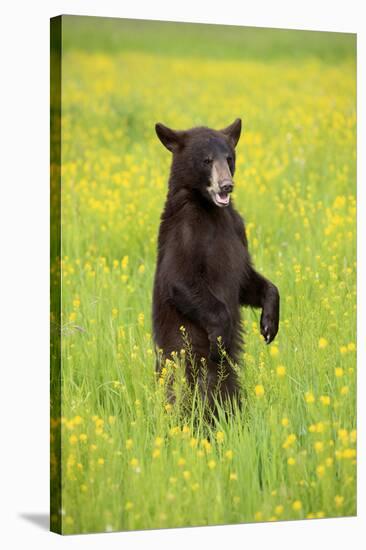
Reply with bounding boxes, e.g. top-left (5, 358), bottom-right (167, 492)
top-left (152, 119), bottom-right (279, 407)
